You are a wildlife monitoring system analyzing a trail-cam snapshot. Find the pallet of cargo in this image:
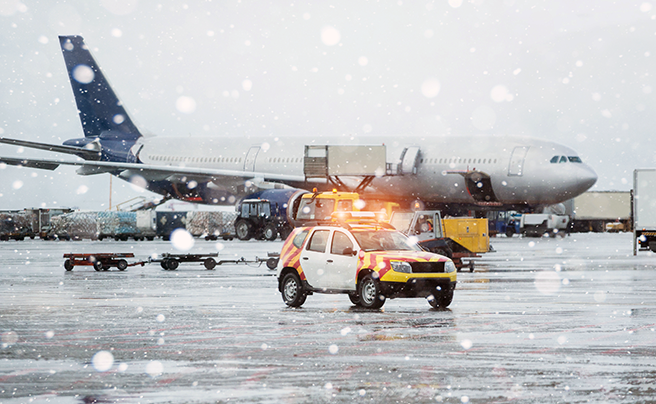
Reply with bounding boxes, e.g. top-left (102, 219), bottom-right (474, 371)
top-left (152, 252), bottom-right (280, 271)
top-left (62, 253), bottom-right (148, 272)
